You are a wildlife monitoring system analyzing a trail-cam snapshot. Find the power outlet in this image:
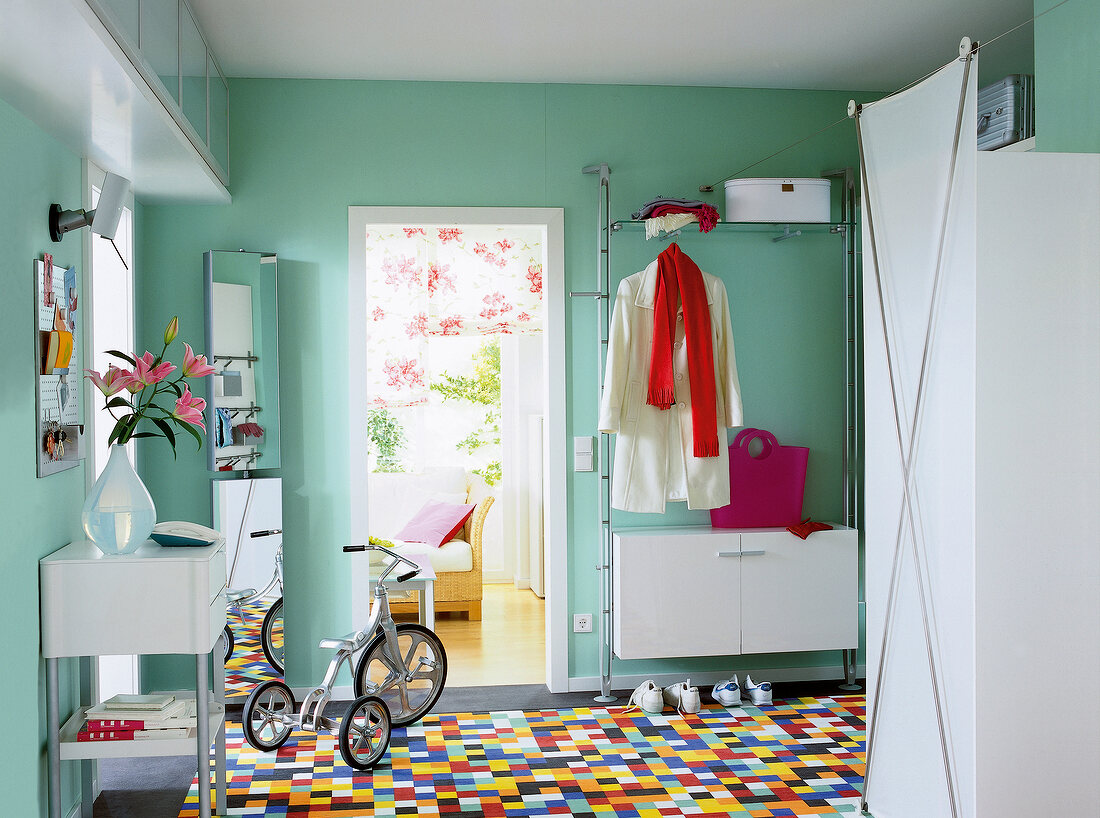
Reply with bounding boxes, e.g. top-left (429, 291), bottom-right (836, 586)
top-left (573, 613), bottom-right (593, 633)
